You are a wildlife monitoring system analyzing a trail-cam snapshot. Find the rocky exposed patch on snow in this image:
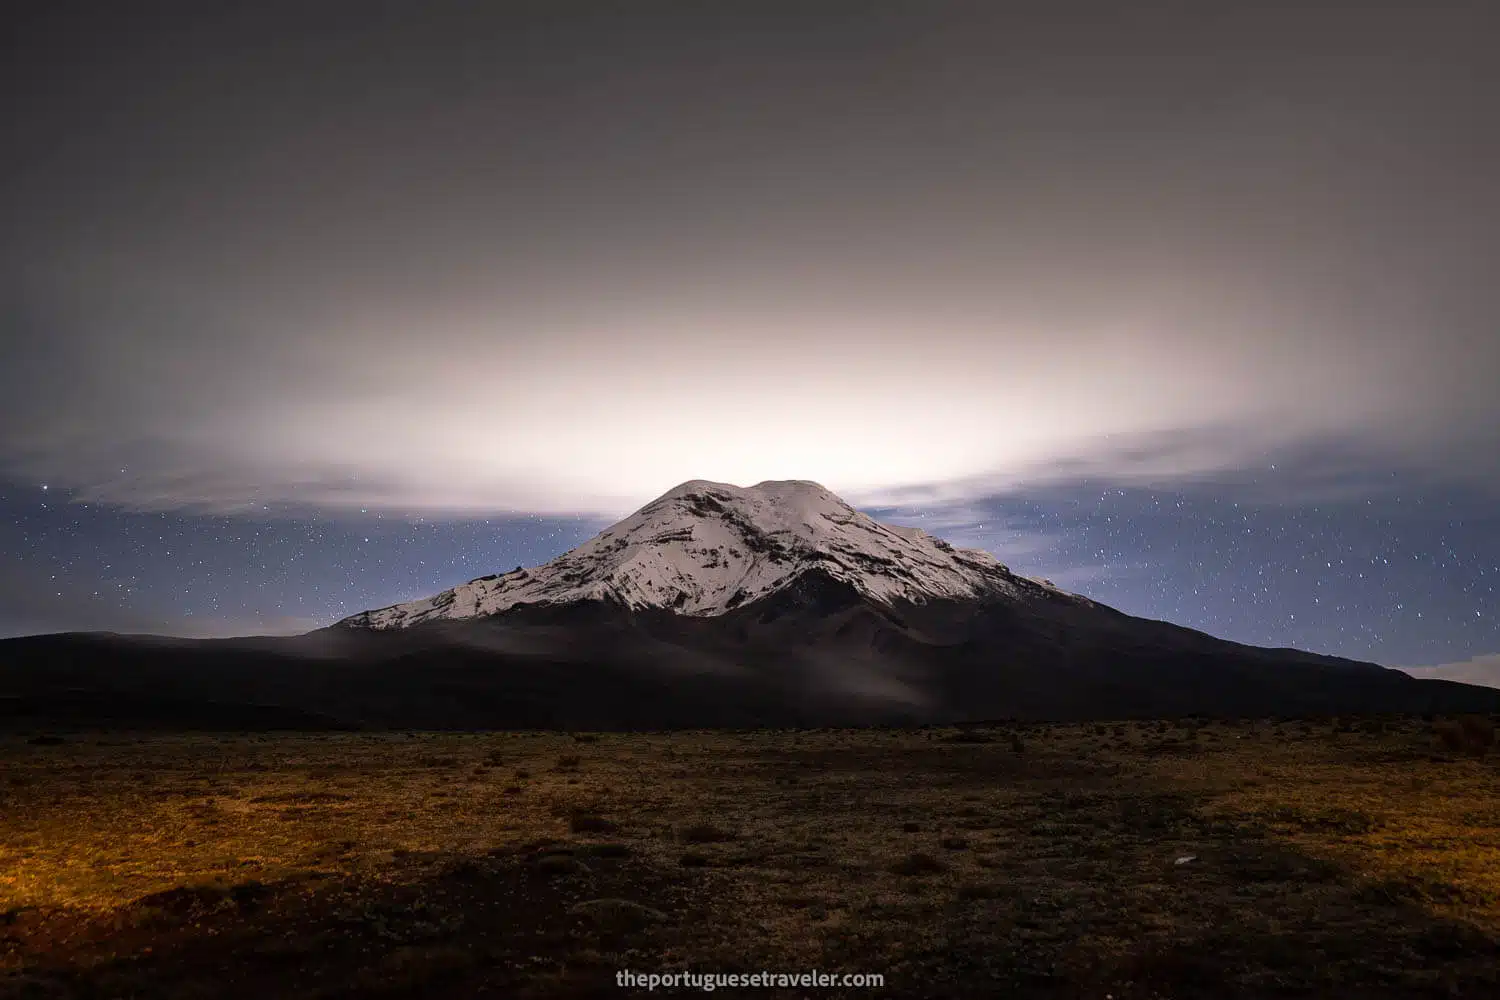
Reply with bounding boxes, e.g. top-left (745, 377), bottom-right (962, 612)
top-left (338, 480), bottom-right (1067, 629)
